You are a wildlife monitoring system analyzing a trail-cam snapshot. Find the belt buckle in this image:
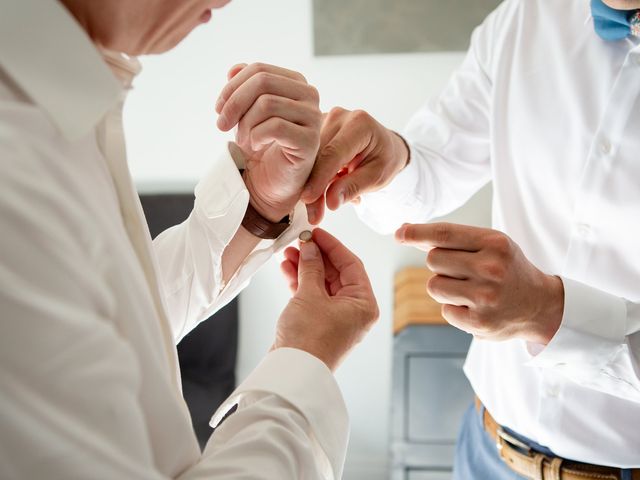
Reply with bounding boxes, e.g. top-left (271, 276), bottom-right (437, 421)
top-left (496, 426), bottom-right (533, 455)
